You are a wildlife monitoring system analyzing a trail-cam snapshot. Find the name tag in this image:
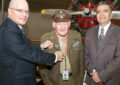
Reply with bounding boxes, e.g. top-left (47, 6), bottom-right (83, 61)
top-left (62, 71), bottom-right (69, 80)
